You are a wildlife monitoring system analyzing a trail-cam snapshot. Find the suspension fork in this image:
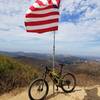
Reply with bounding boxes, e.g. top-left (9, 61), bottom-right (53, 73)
top-left (43, 71), bottom-right (47, 80)
top-left (38, 73), bottom-right (47, 91)
top-left (41, 72), bottom-right (47, 86)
